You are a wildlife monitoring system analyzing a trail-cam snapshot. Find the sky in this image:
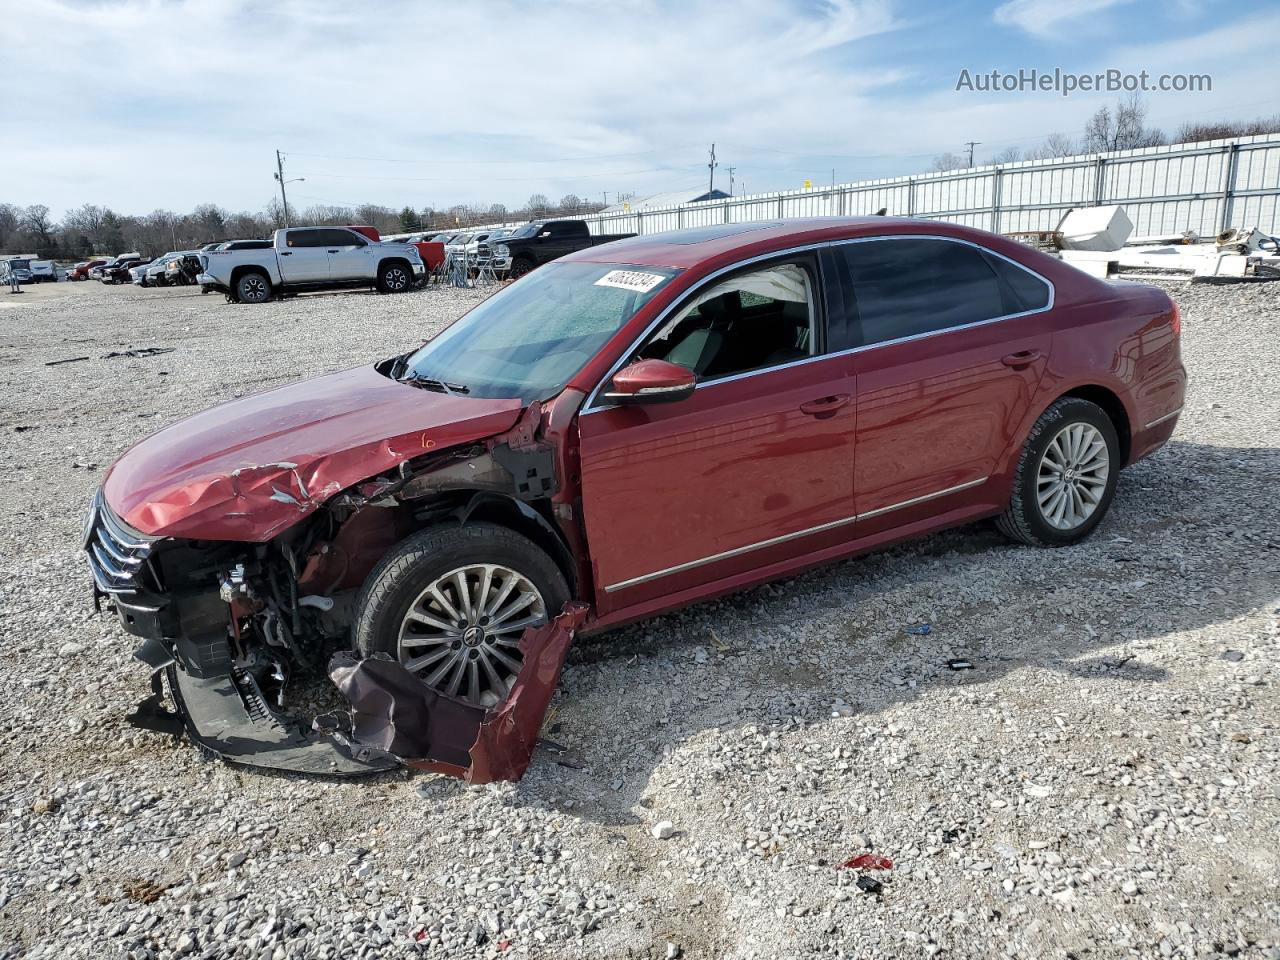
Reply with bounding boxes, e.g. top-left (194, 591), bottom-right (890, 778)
top-left (2, 0), bottom-right (1277, 219)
